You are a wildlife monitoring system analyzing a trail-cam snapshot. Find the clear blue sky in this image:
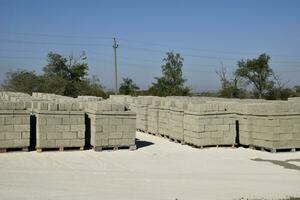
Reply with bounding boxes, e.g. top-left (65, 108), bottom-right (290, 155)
top-left (0, 0), bottom-right (299, 92)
